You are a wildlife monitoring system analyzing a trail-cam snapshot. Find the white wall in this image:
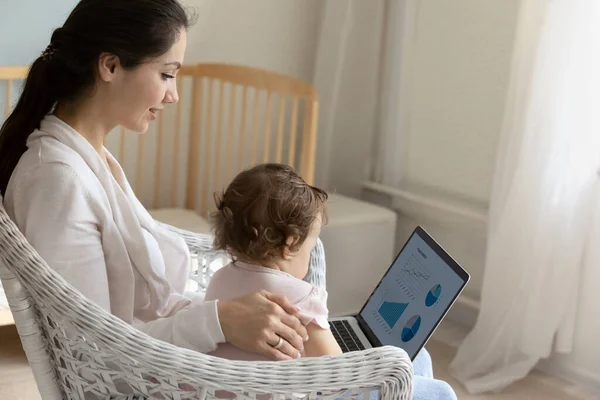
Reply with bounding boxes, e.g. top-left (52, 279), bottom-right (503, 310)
top-left (406, 0), bottom-right (520, 203)
top-left (183, 0), bottom-right (321, 82)
top-left (0, 0), bottom-right (78, 64)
